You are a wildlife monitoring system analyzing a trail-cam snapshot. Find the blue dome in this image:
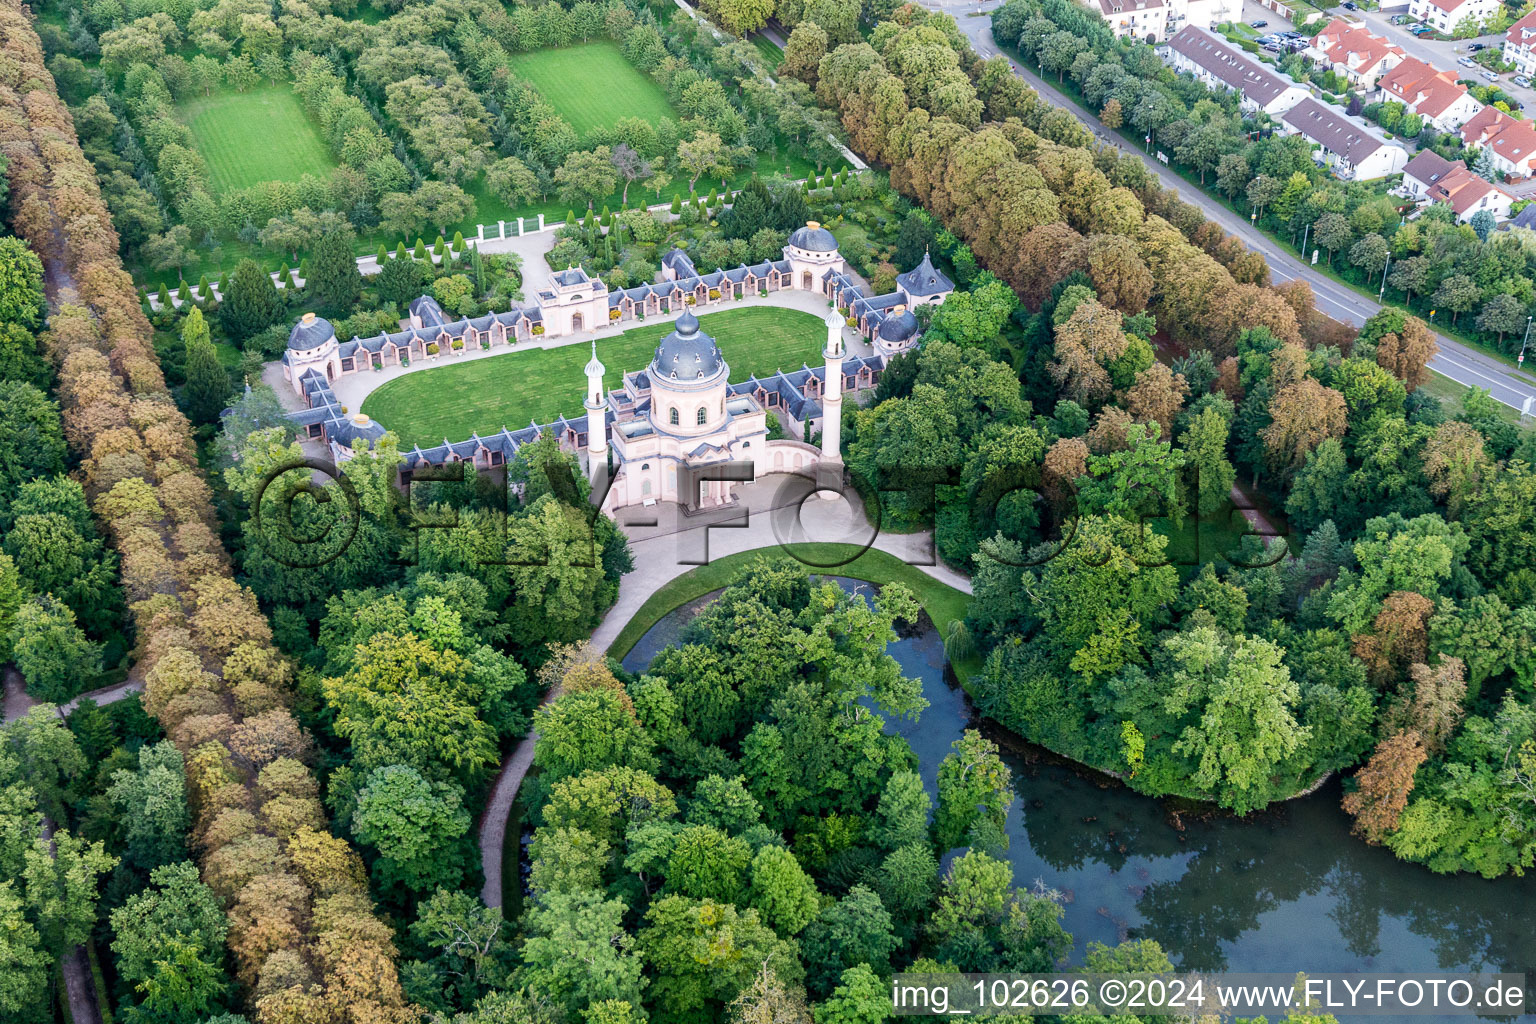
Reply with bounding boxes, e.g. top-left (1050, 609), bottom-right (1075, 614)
top-left (652, 311), bottom-right (723, 381)
top-left (788, 221), bottom-right (839, 252)
top-left (878, 309), bottom-right (920, 342)
top-left (288, 313), bottom-right (335, 351)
